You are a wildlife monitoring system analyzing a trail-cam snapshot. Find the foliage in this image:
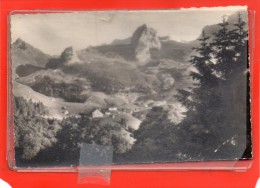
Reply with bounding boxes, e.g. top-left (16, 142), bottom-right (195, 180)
top-left (126, 13), bottom-right (249, 162)
top-left (124, 107), bottom-right (182, 162)
top-left (14, 96), bottom-right (48, 117)
top-left (62, 62), bottom-right (160, 95)
top-left (14, 96), bottom-right (61, 160)
top-left (36, 114), bottom-right (135, 165)
top-left (14, 13), bottom-right (250, 165)
top-left (31, 75), bottom-right (87, 103)
top-left (174, 13), bottom-right (249, 159)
